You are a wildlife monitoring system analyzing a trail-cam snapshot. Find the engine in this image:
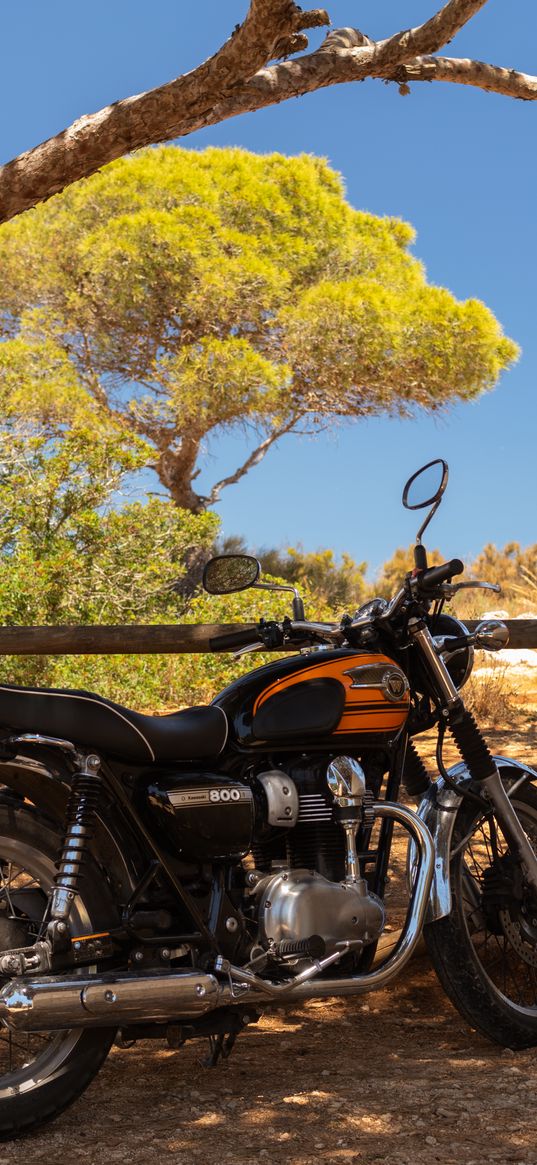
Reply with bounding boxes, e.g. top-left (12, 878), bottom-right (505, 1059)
top-left (144, 755), bottom-right (386, 965)
top-left (250, 754), bottom-right (384, 881)
top-left (251, 867), bottom-right (384, 961)
top-left (248, 755), bottom-right (385, 962)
